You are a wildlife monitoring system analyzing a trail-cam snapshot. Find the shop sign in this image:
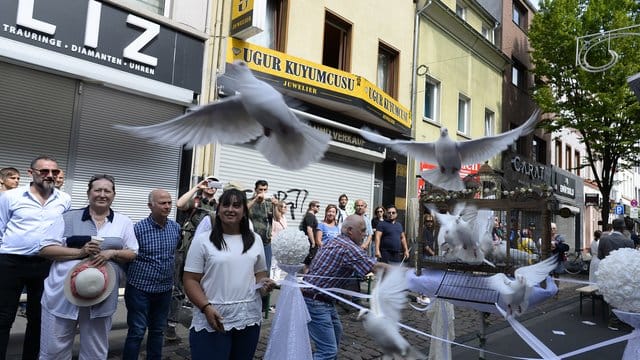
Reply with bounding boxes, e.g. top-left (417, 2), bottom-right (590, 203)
top-left (585, 193), bottom-right (600, 206)
top-left (510, 155), bottom-right (546, 181)
top-left (0, 0), bottom-right (204, 92)
top-left (230, 0), bottom-right (266, 40)
top-left (226, 38), bottom-right (412, 131)
top-left (554, 172), bottom-right (576, 199)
